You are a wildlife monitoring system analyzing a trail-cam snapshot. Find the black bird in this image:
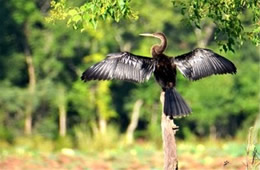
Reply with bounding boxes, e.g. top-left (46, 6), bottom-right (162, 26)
top-left (81, 32), bottom-right (236, 118)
